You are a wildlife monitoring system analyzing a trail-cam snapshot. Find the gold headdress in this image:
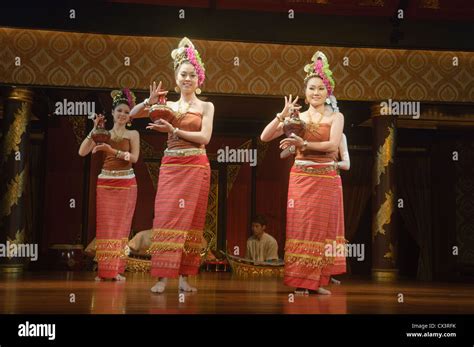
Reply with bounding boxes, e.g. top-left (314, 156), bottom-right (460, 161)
top-left (110, 88), bottom-right (136, 108)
